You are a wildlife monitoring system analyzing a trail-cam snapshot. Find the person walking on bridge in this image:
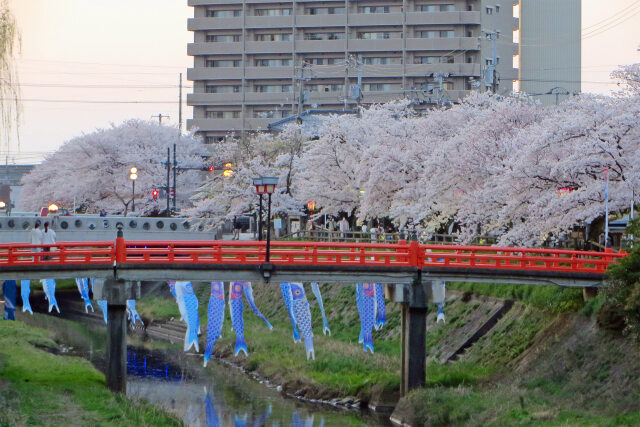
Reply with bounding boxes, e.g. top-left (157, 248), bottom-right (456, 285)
top-left (42, 222), bottom-right (56, 260)
top-left (30, 222), bottom-right (43, 252)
